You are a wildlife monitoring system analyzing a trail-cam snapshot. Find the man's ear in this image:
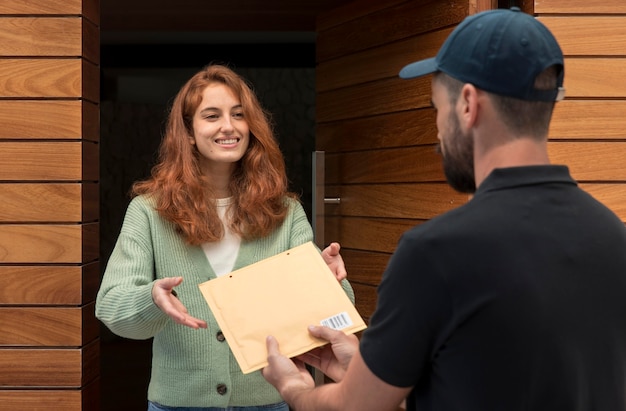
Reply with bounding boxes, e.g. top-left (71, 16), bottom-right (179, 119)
top-left (459, 83), bottom-right (479, 130)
